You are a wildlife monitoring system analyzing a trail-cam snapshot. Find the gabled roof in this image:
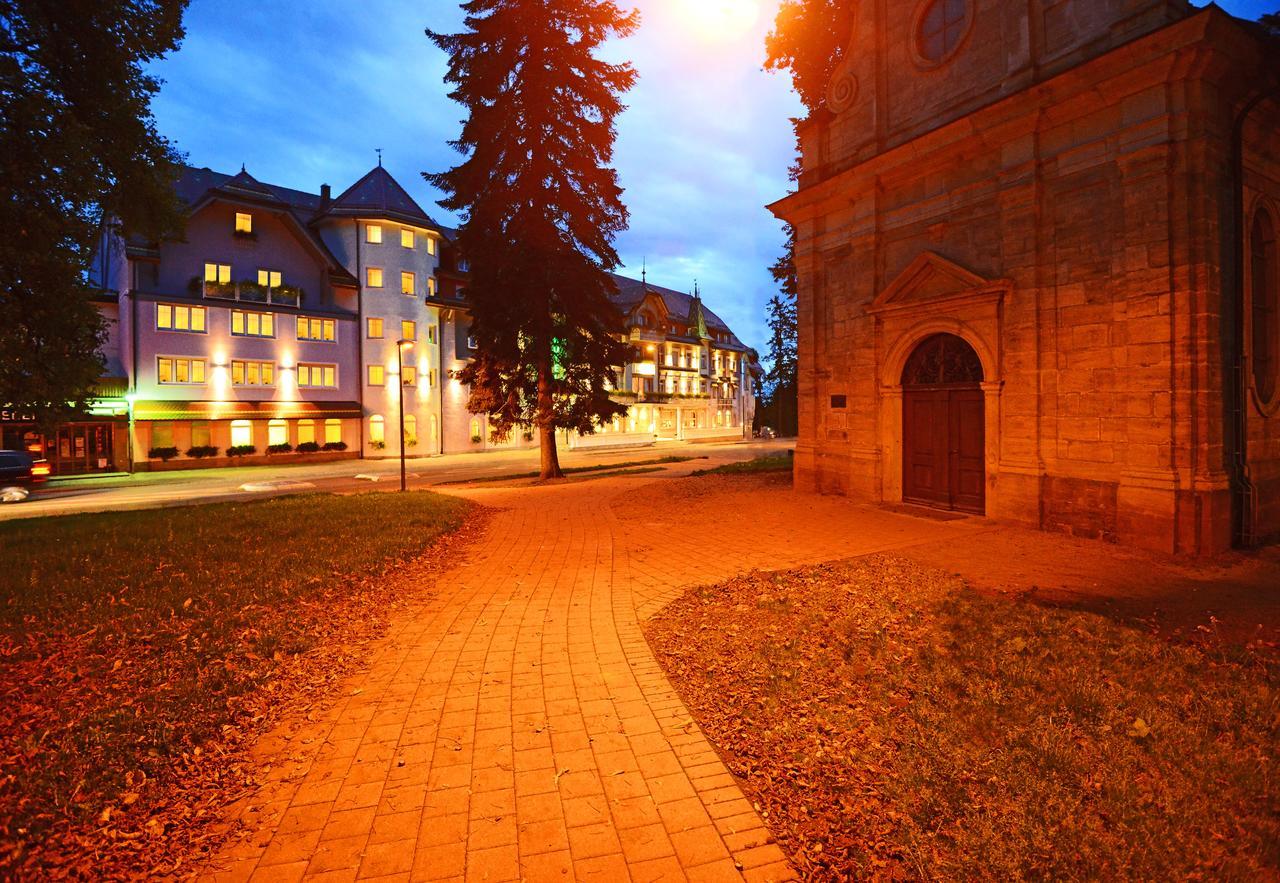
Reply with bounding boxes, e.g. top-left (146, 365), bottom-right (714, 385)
top-left (325, 165), bottom-right (440, 230)
top-left (608, 273), bottom-right (747, 349)
top-left (171, 164), bottom-right (356, 286)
